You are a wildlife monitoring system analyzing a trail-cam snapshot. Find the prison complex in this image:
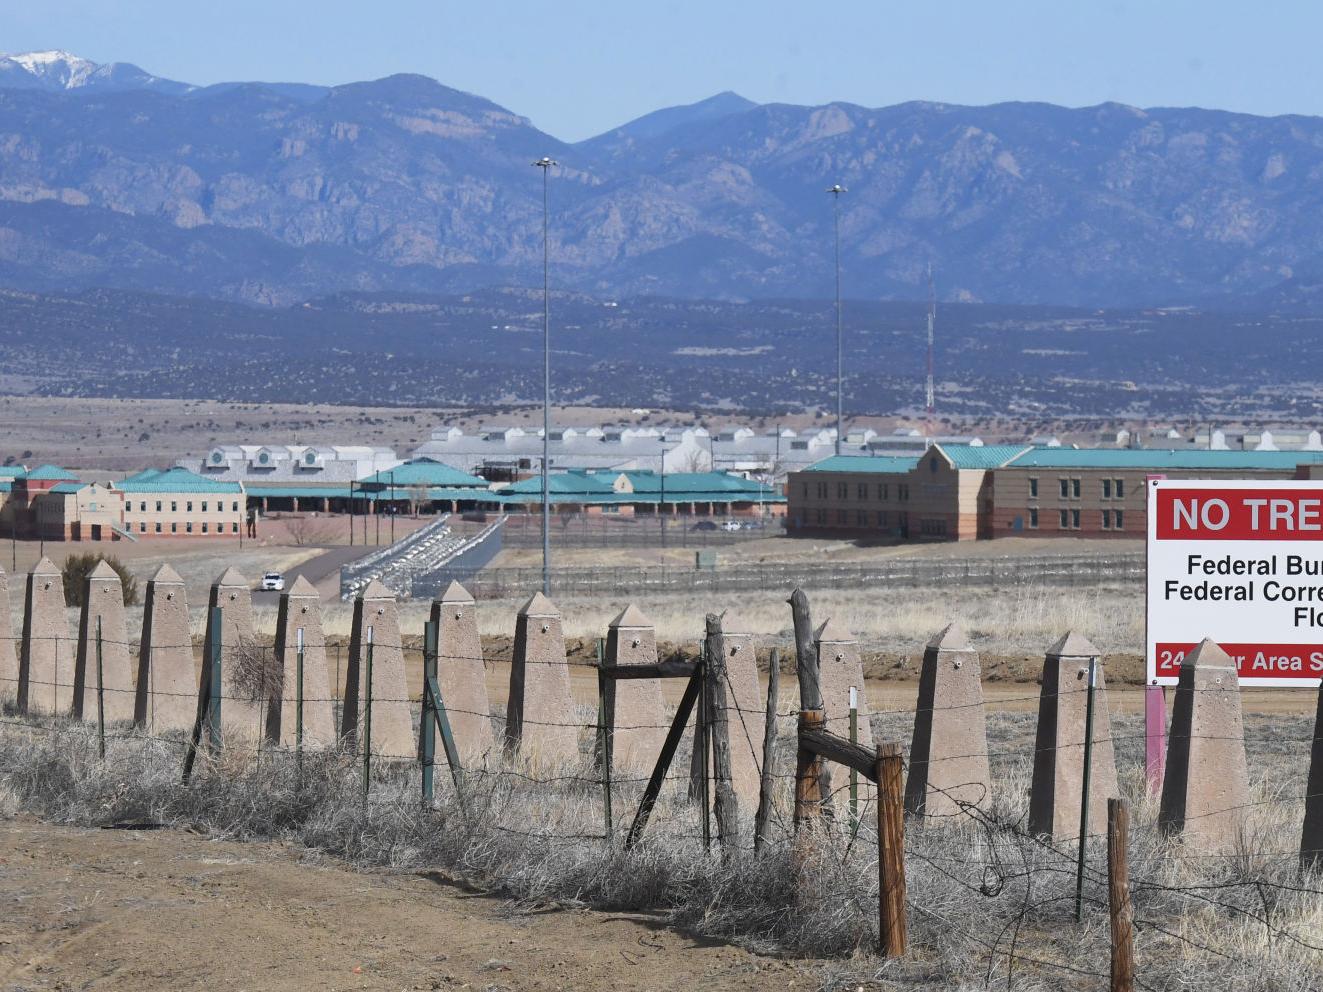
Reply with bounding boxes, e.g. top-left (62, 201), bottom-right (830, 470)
top-left (786, 444), bottom-right (1323, 540)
